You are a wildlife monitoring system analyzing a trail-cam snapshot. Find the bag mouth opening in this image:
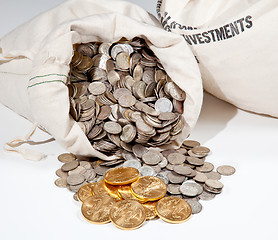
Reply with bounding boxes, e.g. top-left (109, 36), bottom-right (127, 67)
top-left (65, 36), bottom-right (191, 158)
